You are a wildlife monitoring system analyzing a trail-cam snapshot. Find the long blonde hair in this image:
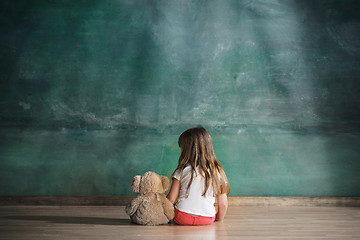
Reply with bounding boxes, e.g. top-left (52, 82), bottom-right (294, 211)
top-left (172, 126), bottom-right (230, 197)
